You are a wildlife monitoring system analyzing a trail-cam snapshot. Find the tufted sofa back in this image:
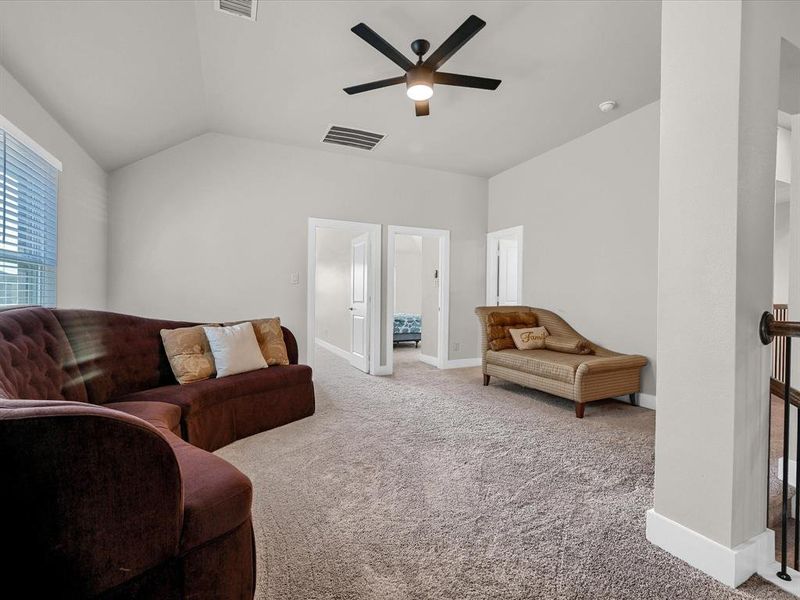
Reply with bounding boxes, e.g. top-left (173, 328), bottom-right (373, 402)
top-left (53, 310), bottom-right (195, 405)
top-left (0, 307), bottom-right (88, 402)
top-left (0, 307), bottom-right (304, 406)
